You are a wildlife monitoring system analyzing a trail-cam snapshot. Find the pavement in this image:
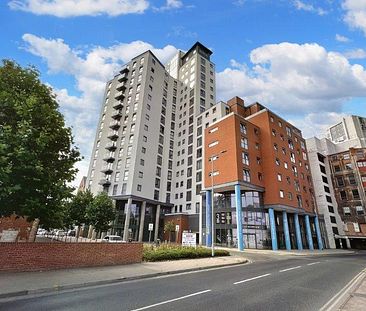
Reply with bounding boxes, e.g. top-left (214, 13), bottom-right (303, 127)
top-left (0, 251), bottom-right (364, 311)
top-left (0, 255), bottom-right (247, 299)
top-left (321, 267), bottom-right (366, 311)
